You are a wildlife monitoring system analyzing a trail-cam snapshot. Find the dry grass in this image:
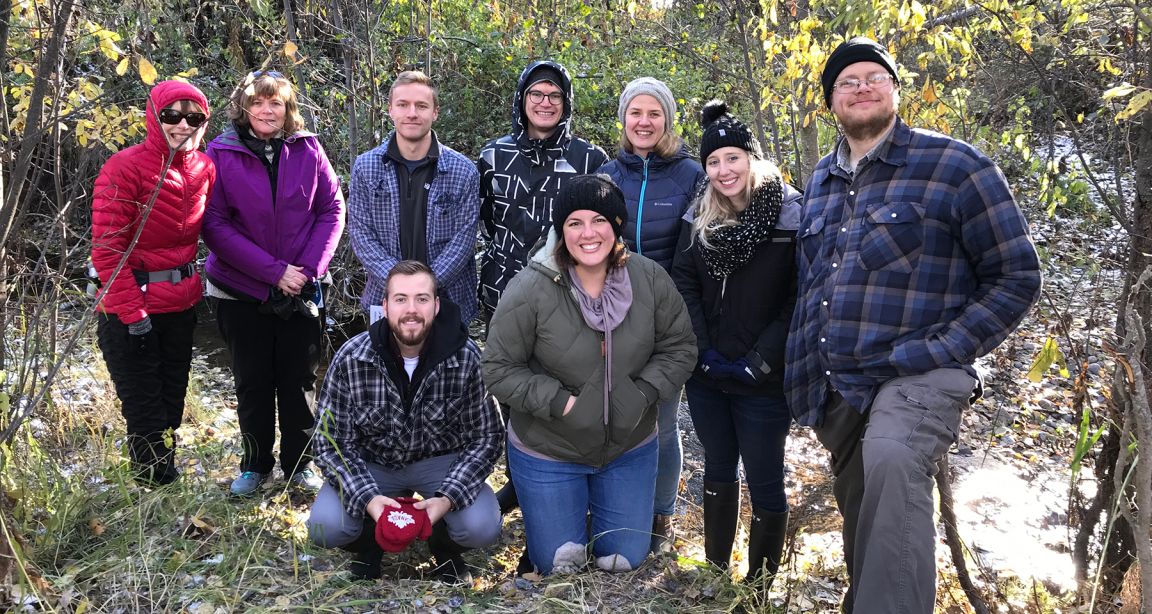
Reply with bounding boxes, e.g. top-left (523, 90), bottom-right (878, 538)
top-left (0, 313), bottom-right (1088, 613)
